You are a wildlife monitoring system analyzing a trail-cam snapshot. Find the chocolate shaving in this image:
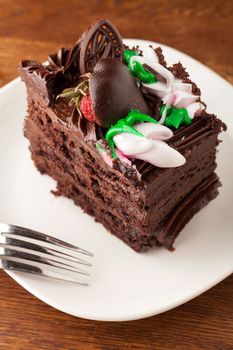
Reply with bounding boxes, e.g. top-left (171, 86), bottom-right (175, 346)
top-left (47, 43), bottom-right (82, 85)
top-left (75, 110), bottom-right (98, 142)
top-left (143, 63), bottom-right (167, 84)
top-left (95, 124), bottom-right (105, 139)
top-left (154, 47), bottom-right (168, 67)
top-left (113, 159), bottom-right (142, 186)
top-left (123, 44), bottom-right (143, 63)
top-left (79, 18), bottom-right (124, 74)
top-left (140, 85), bottom-right (161, 119)
top-left (47, 48), bottom-right (70, 71)
top-left (169, 62), bottom-right (201, 96)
